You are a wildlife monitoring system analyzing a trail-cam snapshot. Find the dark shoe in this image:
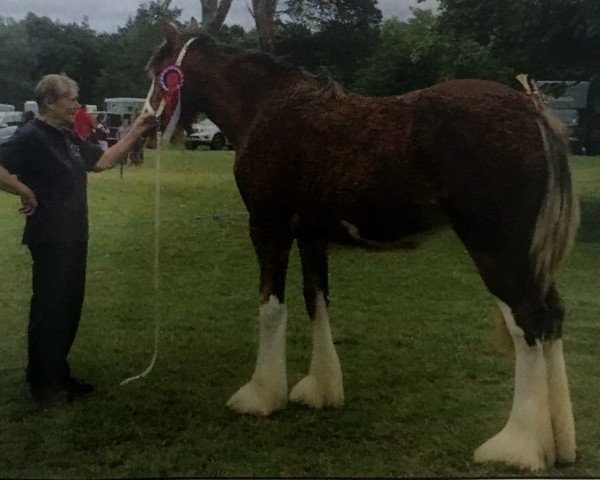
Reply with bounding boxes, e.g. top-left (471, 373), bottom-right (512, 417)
top-left (29, 386), bottom-right (68, 405)
top-left (63, 377), bottom-right (94, 397)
